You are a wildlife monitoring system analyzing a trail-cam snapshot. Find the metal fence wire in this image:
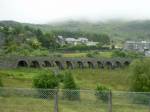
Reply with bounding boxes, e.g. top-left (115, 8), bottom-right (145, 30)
top-left (0, 87), bottom-right (150, 112)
